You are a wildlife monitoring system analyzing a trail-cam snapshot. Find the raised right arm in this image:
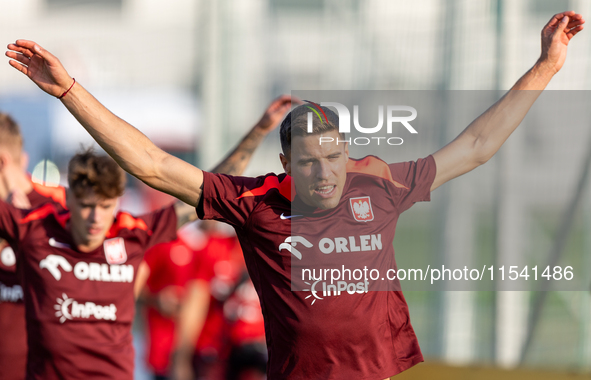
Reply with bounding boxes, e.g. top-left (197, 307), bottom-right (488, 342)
top-left (5, 40), bottom-right (204, 206)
